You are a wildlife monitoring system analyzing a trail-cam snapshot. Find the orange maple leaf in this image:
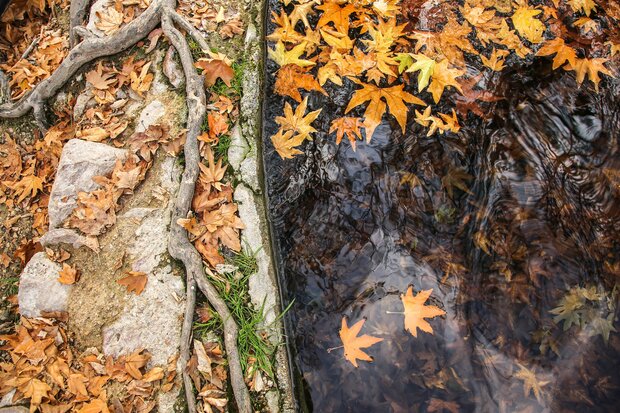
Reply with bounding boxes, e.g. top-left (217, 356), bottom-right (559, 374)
top-left (329, 117), bottom-right (364, 150)
top-left (345, 81), bottom-right (425, 141)
top-left (400, 287), bottom-right (446, 337)
top-left (565, 57), bottom-right (614, 92)
top-left (275, 64), bottom-right (328, 103)
top-left (338, 317), bottom-right (383, 367)
top-left (117, 271), bottom-right (147, 295)
top-left (57, 263), bottom-right (79, 285)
